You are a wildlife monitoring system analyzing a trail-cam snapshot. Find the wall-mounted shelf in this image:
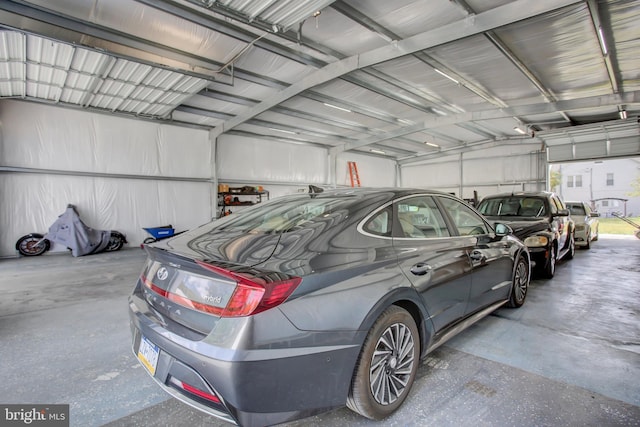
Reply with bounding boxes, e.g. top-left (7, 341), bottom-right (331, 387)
top-left (218, 189), bottom-right (269, 217)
